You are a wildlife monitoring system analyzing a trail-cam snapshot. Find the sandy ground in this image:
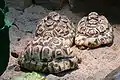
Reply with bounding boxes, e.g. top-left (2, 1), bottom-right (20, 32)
top-left (0, 5), bottom-right (120, 80)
